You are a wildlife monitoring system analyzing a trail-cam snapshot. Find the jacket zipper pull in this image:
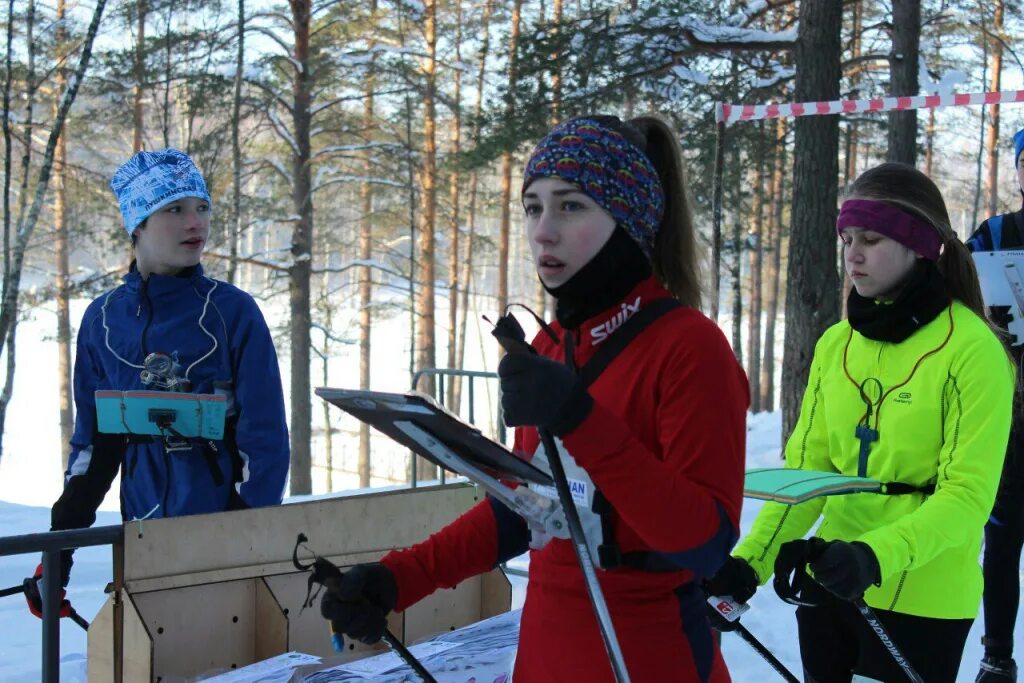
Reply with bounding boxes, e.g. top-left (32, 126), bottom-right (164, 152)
top-left (137, 302), bottom-right (141, 317)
